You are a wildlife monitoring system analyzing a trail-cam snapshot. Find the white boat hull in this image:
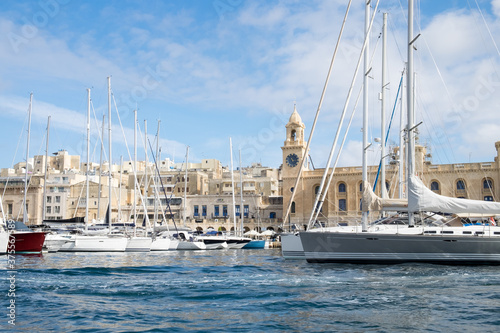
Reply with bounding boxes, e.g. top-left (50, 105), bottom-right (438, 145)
top-left (150, 237), bottom-right (171, 251)
top-left (59, 235), bottom-right (127, 252)
top-left (126, 237), bottom-right (152, 252)
top-left (176, 240), bottom-right (206, 250)
top-left (0, 232), bottom-right (8, 254)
